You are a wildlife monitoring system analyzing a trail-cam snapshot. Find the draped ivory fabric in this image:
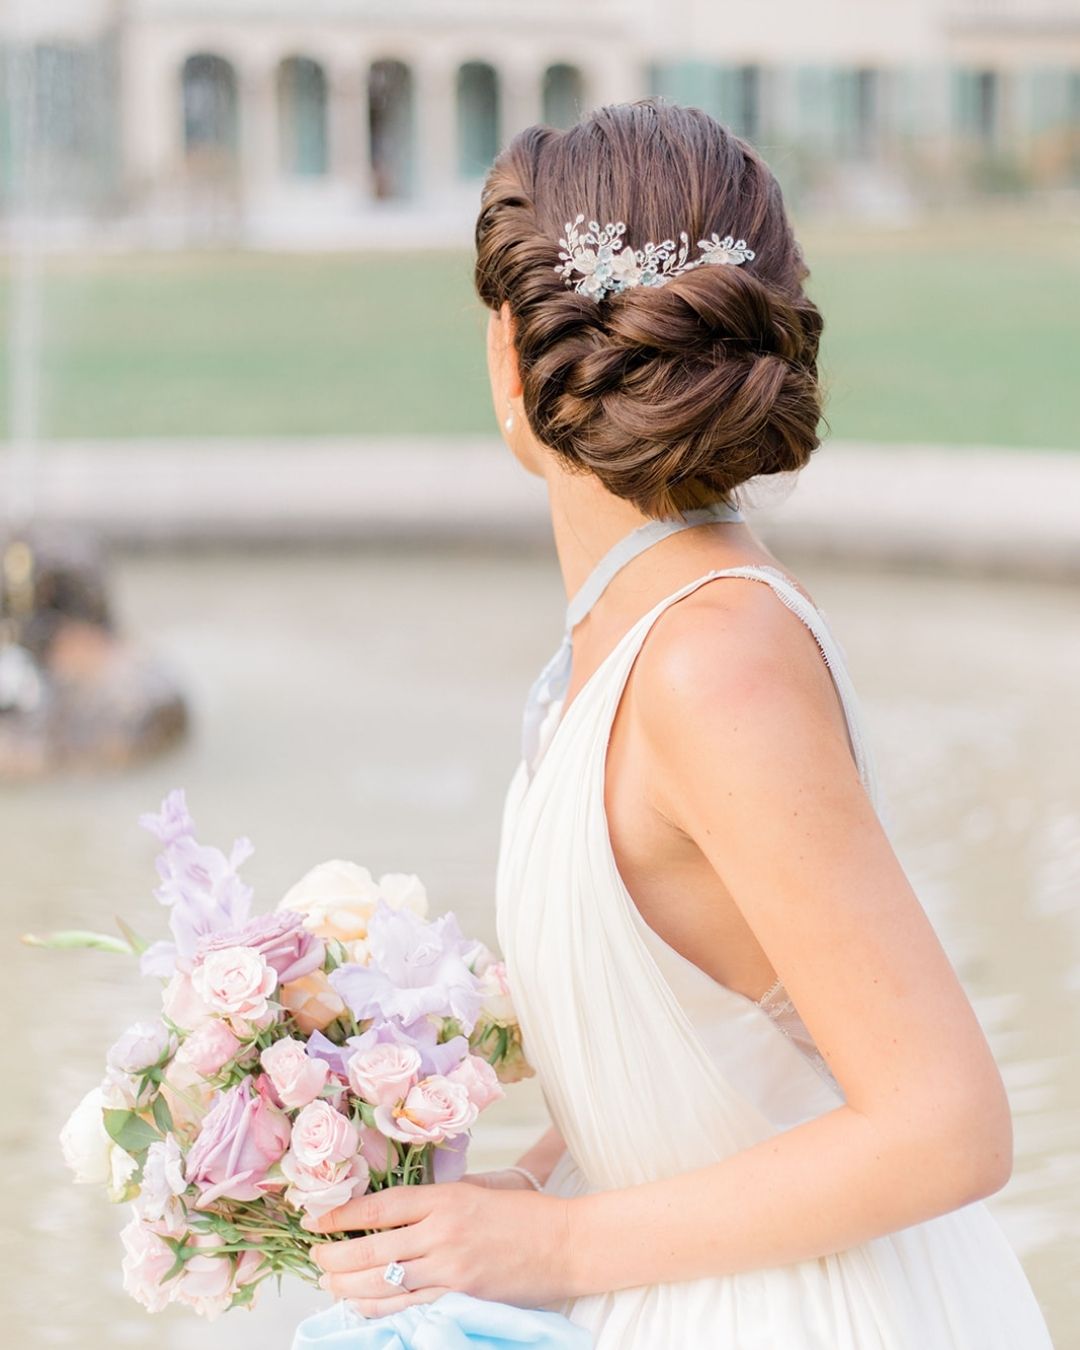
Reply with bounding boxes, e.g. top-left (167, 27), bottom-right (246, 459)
top-left (496, 565), bottom-right (1054, 1349)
